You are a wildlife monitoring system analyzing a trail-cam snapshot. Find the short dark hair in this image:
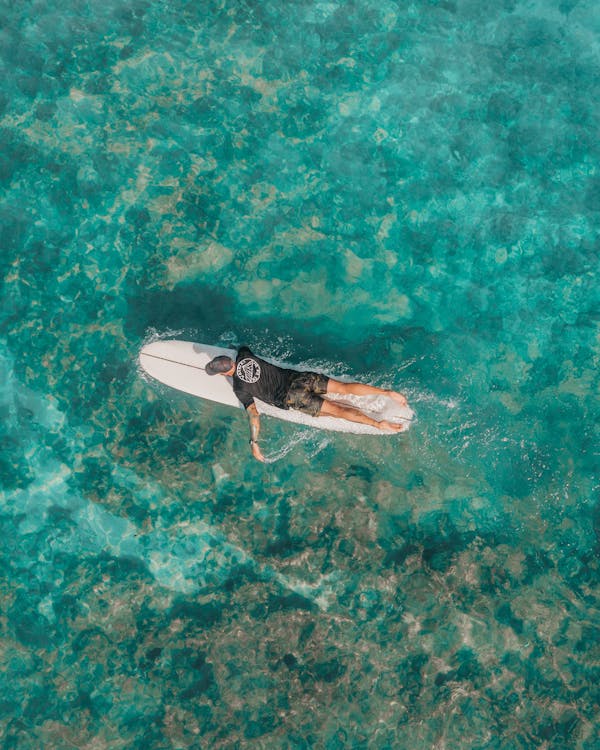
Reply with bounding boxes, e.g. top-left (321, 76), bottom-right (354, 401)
top-left (206, 355), bottom-right (234, 375)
